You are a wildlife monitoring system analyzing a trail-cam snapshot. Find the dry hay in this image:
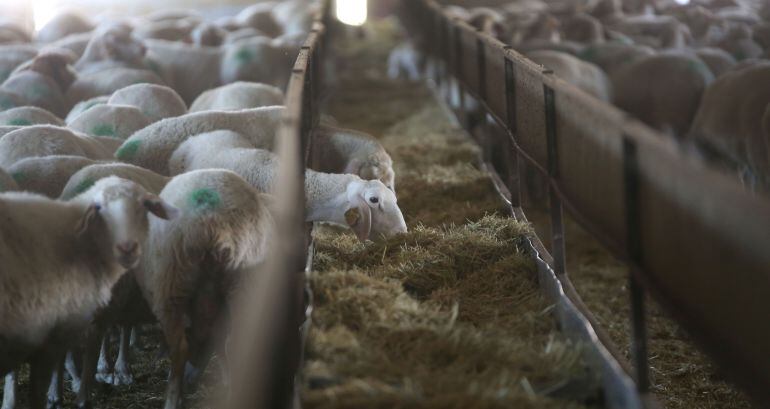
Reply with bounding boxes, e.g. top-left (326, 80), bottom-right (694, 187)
top-left (302, 19), bottom-right (600, 409)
